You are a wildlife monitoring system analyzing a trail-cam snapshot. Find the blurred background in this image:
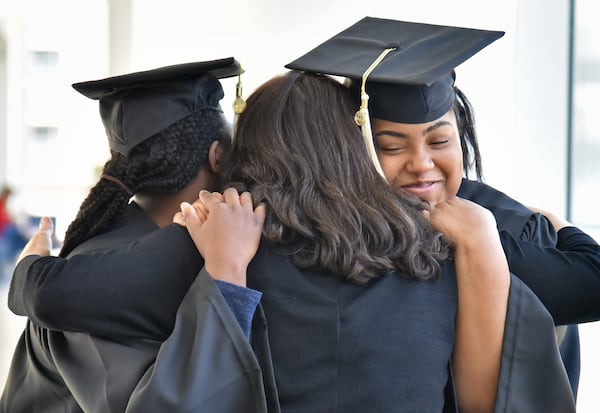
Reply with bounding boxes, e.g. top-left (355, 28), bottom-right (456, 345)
top-left (0, 0), bottom-right (598, 410)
